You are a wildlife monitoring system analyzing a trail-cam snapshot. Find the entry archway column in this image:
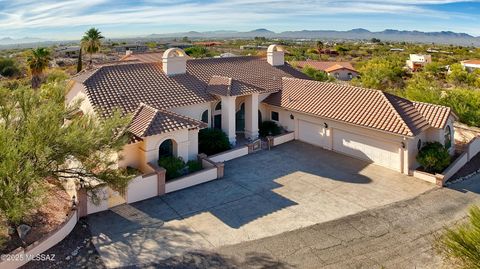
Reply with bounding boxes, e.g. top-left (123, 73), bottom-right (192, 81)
top-left (221, 95), bottom-right (237, 145)
top-left (245, 93), bottom-right (259, 140)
